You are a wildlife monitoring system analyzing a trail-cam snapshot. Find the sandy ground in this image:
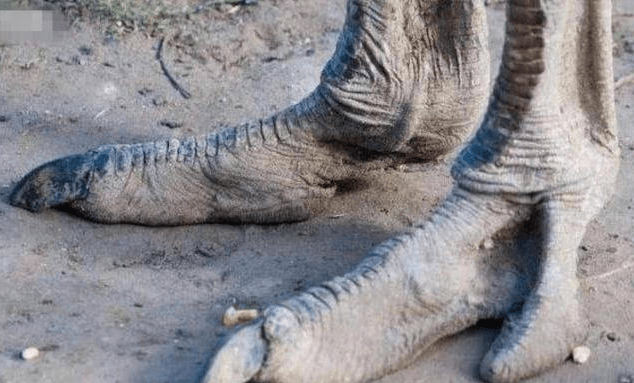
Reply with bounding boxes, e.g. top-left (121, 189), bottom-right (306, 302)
top-left (1, 1), bottom-right (634, 382)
